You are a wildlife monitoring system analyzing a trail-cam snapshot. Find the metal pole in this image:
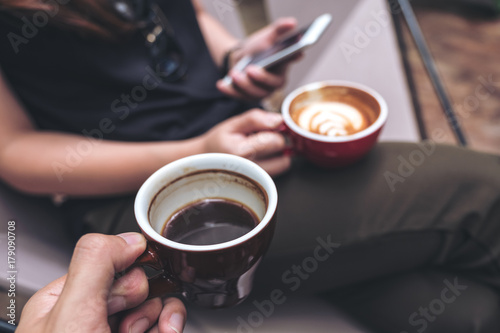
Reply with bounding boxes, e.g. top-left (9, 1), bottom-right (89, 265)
top-left (398, 0), bottom-right (468, 146)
